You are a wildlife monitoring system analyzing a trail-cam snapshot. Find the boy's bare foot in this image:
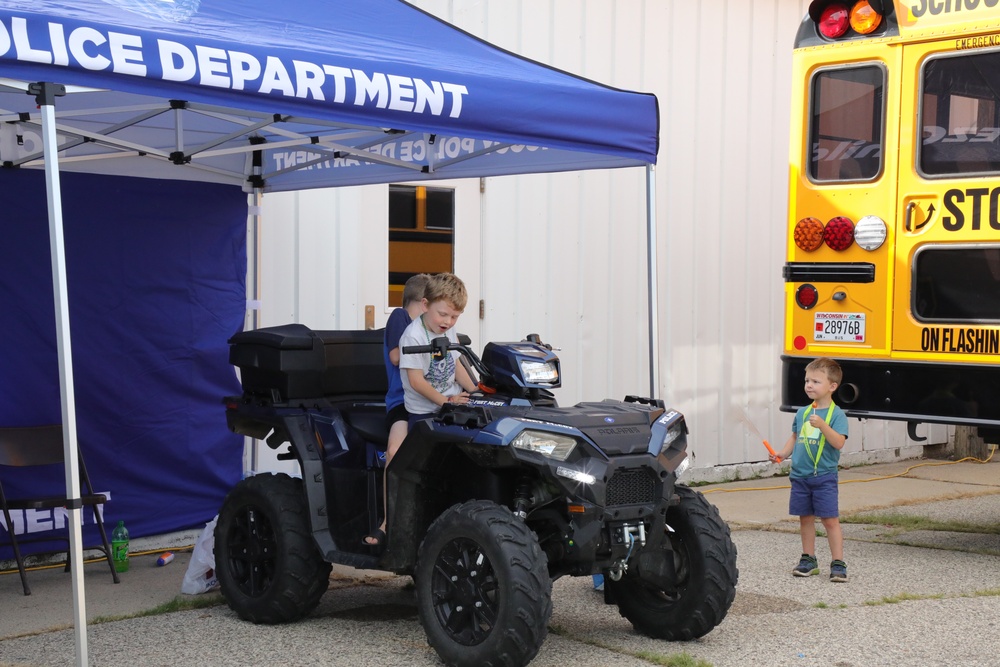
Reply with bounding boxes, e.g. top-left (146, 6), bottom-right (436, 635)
top-left (363, 526), bottom-right (386, 547)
